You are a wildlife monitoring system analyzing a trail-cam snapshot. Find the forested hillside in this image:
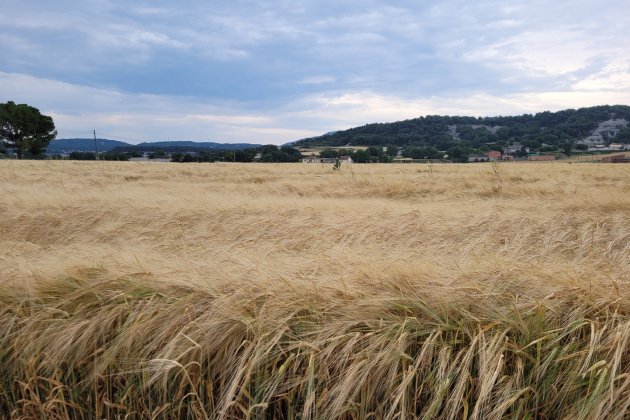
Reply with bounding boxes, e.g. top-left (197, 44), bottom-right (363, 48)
top-left (294, 105), bottom-right (630, 153)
